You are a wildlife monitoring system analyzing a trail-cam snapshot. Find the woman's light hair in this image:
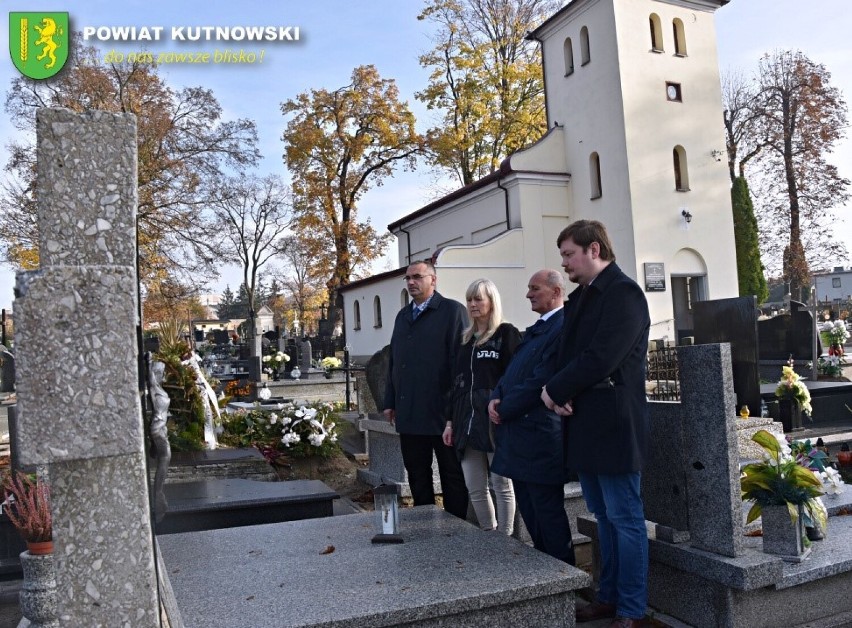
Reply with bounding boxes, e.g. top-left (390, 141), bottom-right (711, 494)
top-left (462, 278), bottom-right (504, 346)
